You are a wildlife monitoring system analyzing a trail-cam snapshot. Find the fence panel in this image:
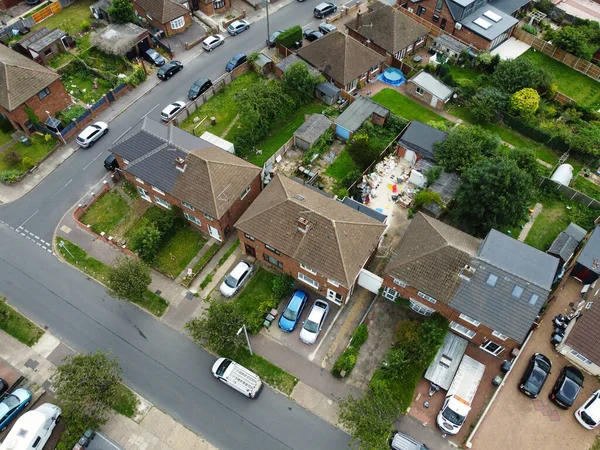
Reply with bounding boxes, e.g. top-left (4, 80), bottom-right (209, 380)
top-left (113, 83), bottom-right (128, 94)
top-left (75, 109), bottom-right (92, 124)
top-left (61, 121), bottom-right (76, 136)
top-left (542, 178), bottom-right (600, 209)
top-left (91, 96), bottom-right (107, 111)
